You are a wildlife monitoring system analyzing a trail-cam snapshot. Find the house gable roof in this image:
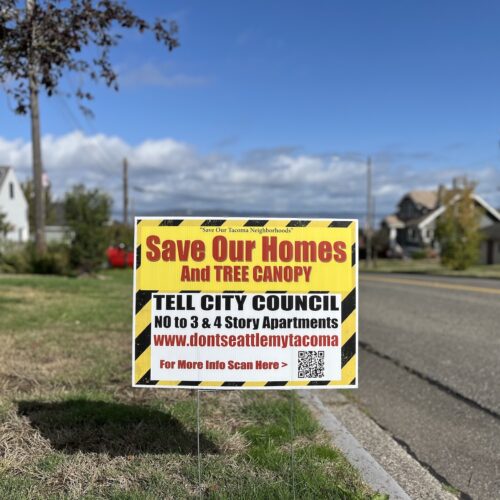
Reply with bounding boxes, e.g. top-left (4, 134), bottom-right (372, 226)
top-left (0, 167), bottom-right (29, 211)
top-left (0, 166), bottom-right (10, 190)
top-left (400, 190), bottom-right (438, 210)
top-left (472, 194), bottom-right (500, 222)
top-left (416, 193), bottom-right (500, 229)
